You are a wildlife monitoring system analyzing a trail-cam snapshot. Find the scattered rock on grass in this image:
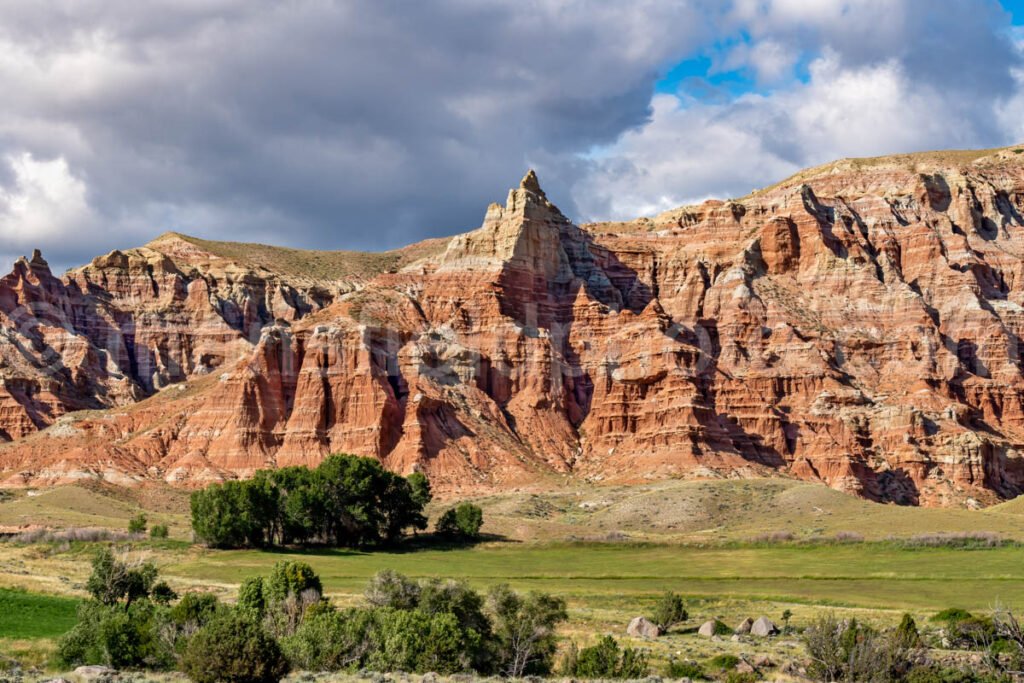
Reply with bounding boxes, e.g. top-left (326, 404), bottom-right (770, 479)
top-left (627, 616), bottom-right (662, 638)
top-left (751, 616), bottom-right (779, 636)
top-left (698, 620), bottom-right (719, 637)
